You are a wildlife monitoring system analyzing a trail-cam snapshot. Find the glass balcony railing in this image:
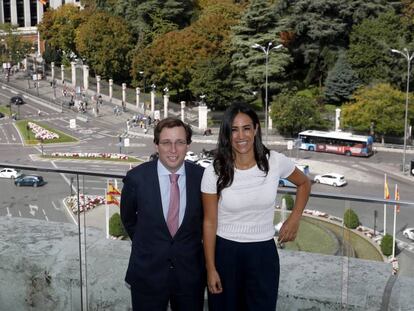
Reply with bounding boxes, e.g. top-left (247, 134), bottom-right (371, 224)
top-left (0, 163), bottom-right (413, 310)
